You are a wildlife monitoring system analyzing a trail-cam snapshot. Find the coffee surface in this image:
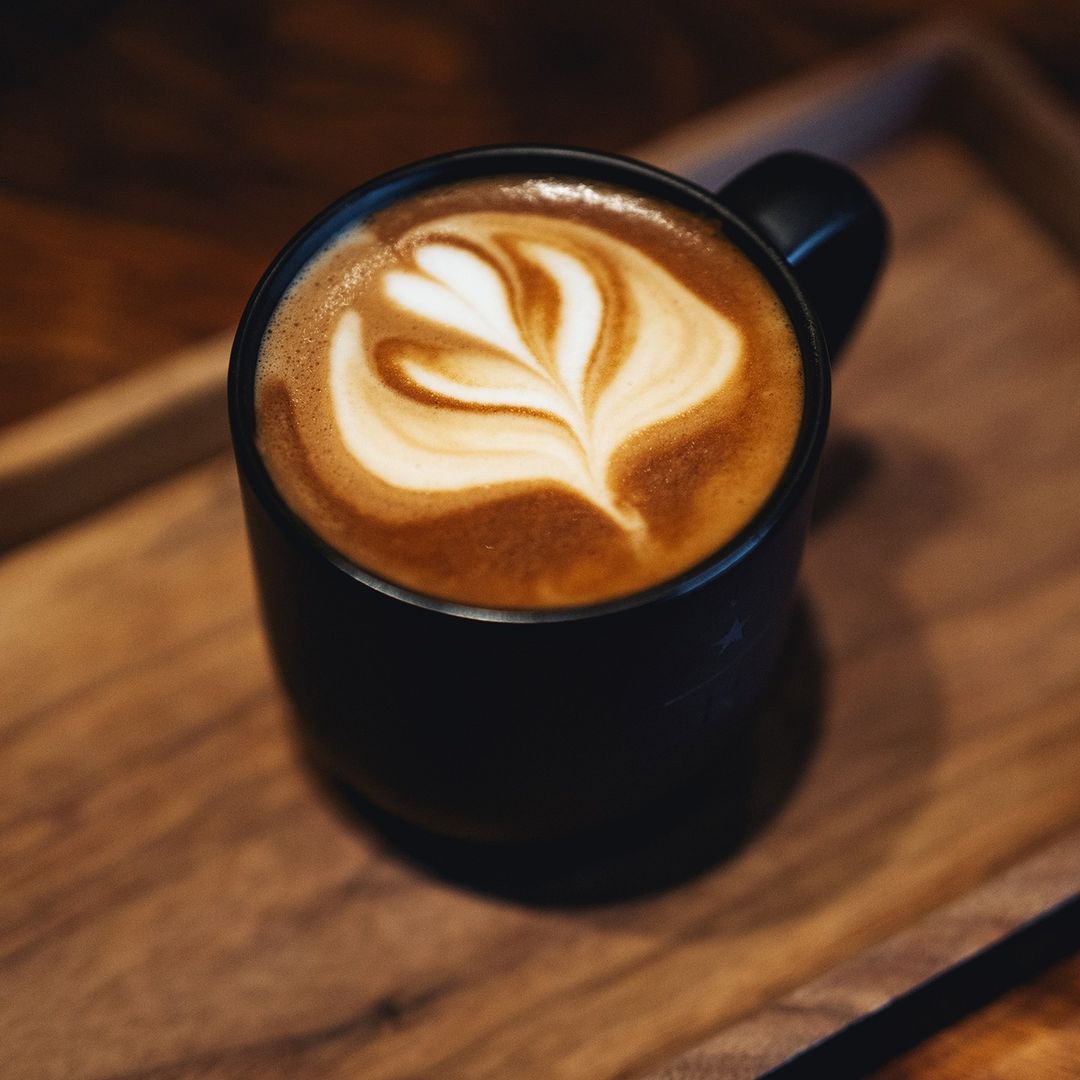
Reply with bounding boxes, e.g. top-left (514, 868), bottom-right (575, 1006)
top-left (255, 176), bottom-right (803, 608)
